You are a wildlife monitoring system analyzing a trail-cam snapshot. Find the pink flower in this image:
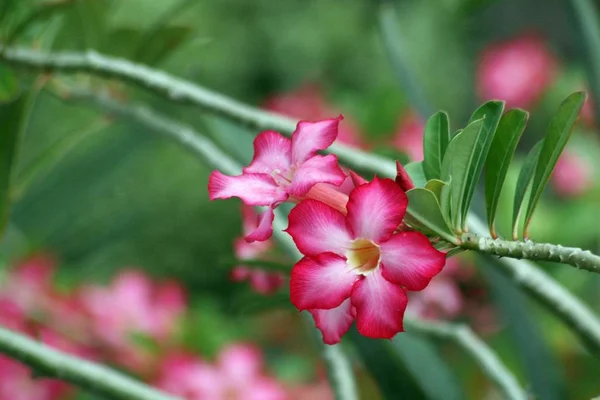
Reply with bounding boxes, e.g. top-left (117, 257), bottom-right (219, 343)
top-left (264, 84), bottom-right (366, 148)
top-left (2, 254), bottom-right (56, 313)
top-left (156, 345), bottom-right (287, 400)
top-left (0, 355), bottom-right (70, 400)
top-left (551, 150), bottom-right (593, 197)
top-left (209, 118), bottom-right (347, 242)
top-left (286, 178), bottom-right (446, 344)
top-left (231, 205), bottom-right (285, 294)
top-left (392, 111), bottom-right (425, 161)
top-left (477, 34), bottom-right (557, 109)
